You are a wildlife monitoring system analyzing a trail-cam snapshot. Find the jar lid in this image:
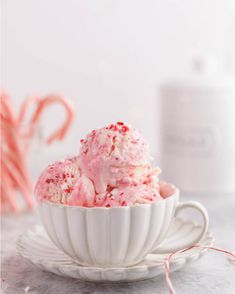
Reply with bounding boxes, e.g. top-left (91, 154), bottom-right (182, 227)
top-left (161, 57), bottom-right (235, 92)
